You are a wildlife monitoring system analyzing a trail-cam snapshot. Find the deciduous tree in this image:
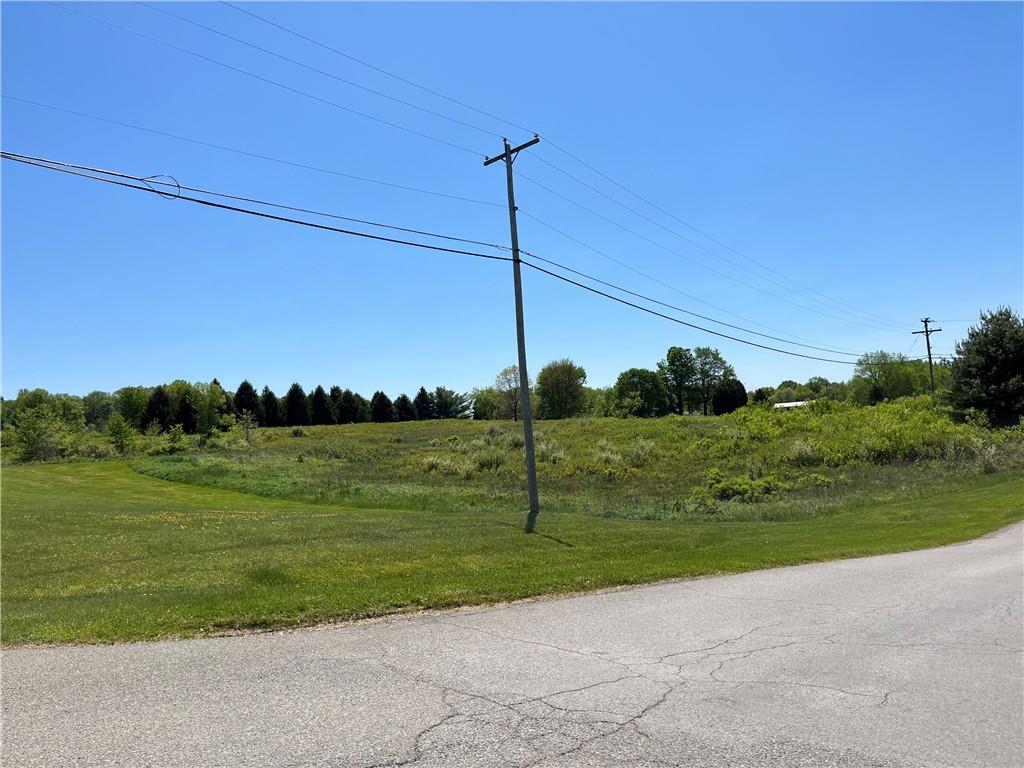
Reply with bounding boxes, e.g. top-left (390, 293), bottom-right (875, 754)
top-left (613, 368), bottom-right (671, 417)
top-left (693, 347), bottom-right (735, 415)
top-left (536, 359), bottom-right (587, 419)
top-left (657, 347), bottom-right (697, 414)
